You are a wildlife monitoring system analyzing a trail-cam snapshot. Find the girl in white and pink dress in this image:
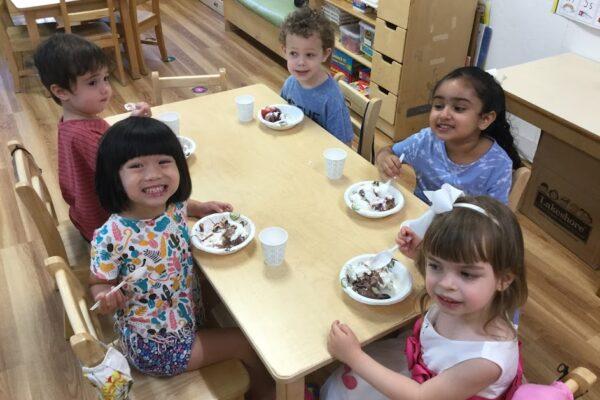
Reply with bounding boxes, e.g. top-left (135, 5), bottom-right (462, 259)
top-left (321, 195), bottom-right (528, 400)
